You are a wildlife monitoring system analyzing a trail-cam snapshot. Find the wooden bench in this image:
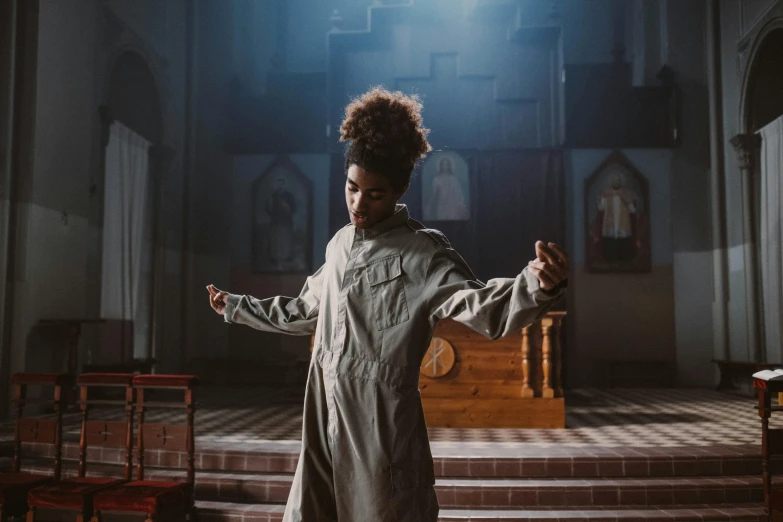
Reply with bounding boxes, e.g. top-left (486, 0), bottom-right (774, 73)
top-left (712, 359), bottom-right (780, 391)
top-left (595, 358), bottom-right (676, 388)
